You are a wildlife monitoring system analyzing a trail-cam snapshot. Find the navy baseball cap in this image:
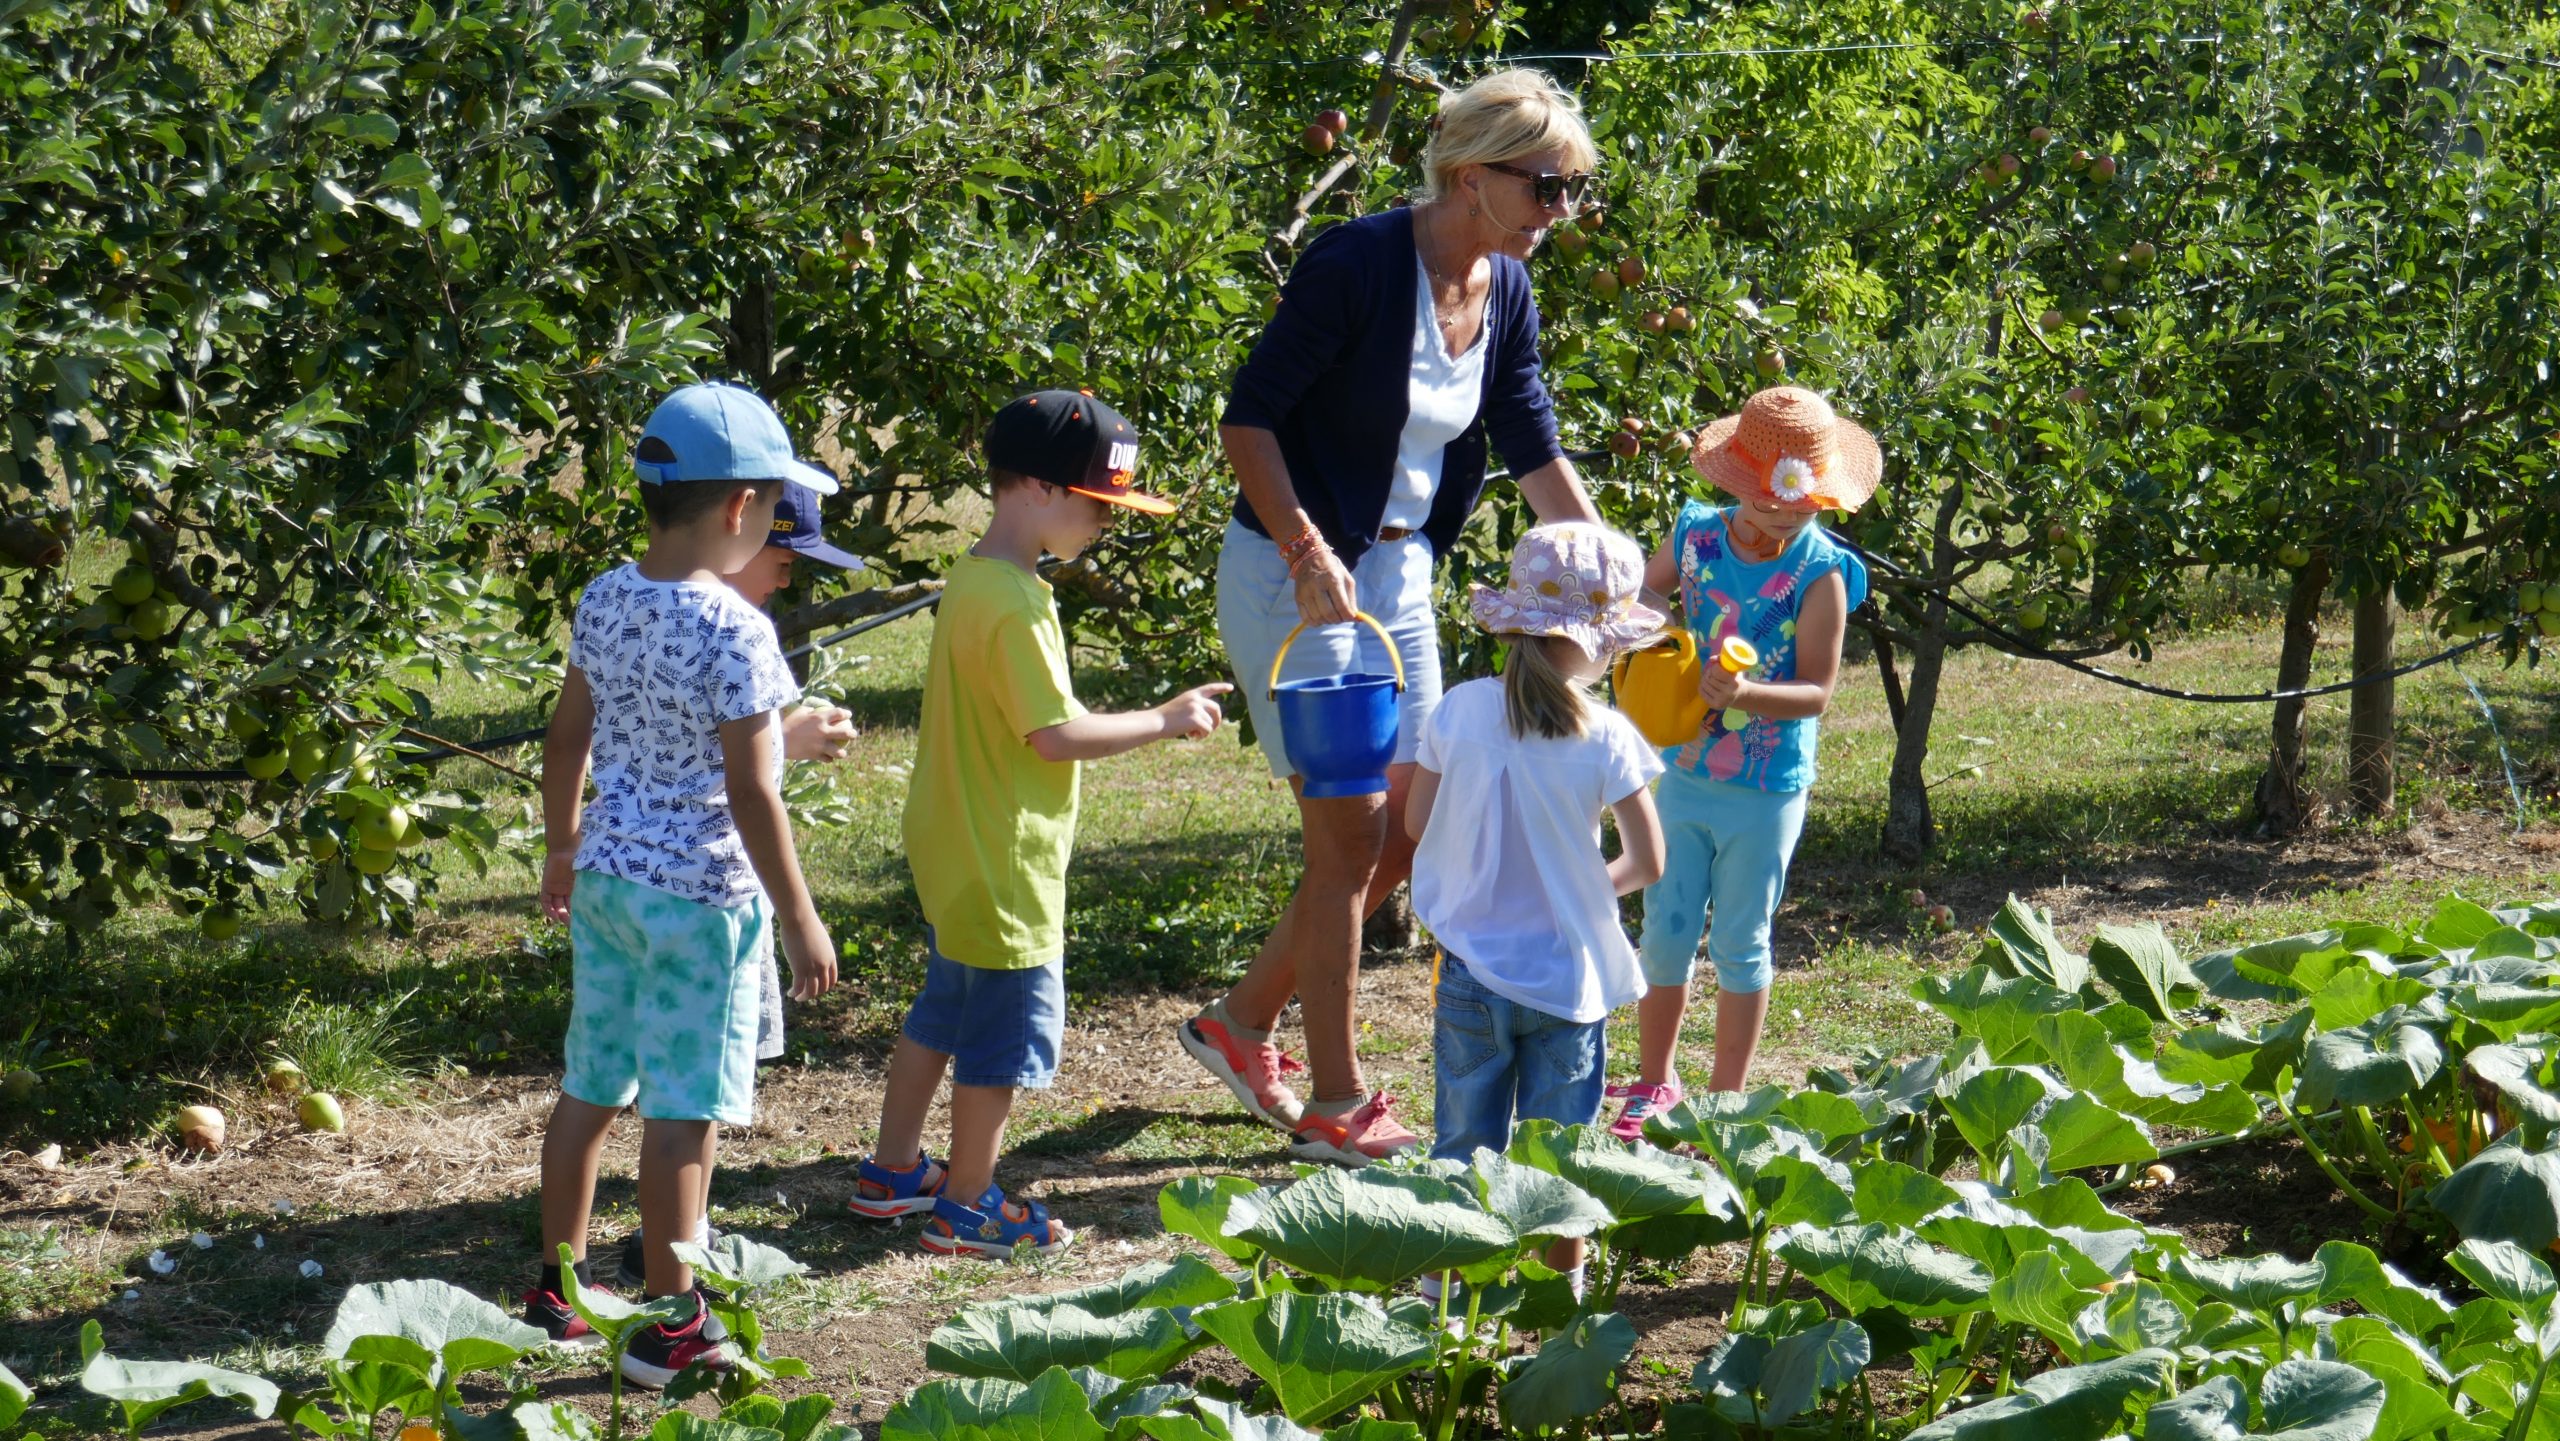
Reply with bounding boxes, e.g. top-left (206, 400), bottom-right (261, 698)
top-left (766, 481), bottom-right (865, 571)
top-left (635, 381), bottom-right (838, 494)
top-left (986, 390), bottom-right (1172, 514)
